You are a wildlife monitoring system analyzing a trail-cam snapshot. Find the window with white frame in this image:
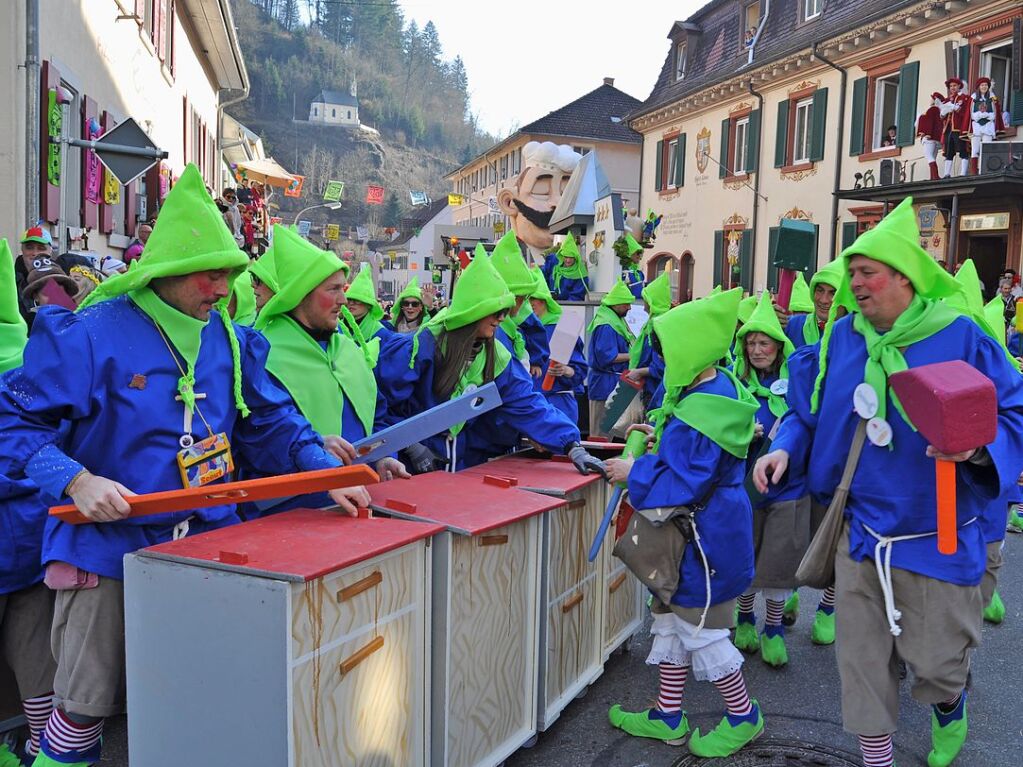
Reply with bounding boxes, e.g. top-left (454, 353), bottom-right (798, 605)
top-left (792, 98), bottom-right (814, 163)
top-left (873, 73), bottom-right (900, 149)
top-left (734, 117), bottom-right (750, 174)
top-left (666, 138), bottom-right (679, 188)
top-left (803, 0), bottom-right (822, 21)
top-left (980, 40), bottom-right (1013, 107)
top-left (675, 42), bottom-right (687, 81)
